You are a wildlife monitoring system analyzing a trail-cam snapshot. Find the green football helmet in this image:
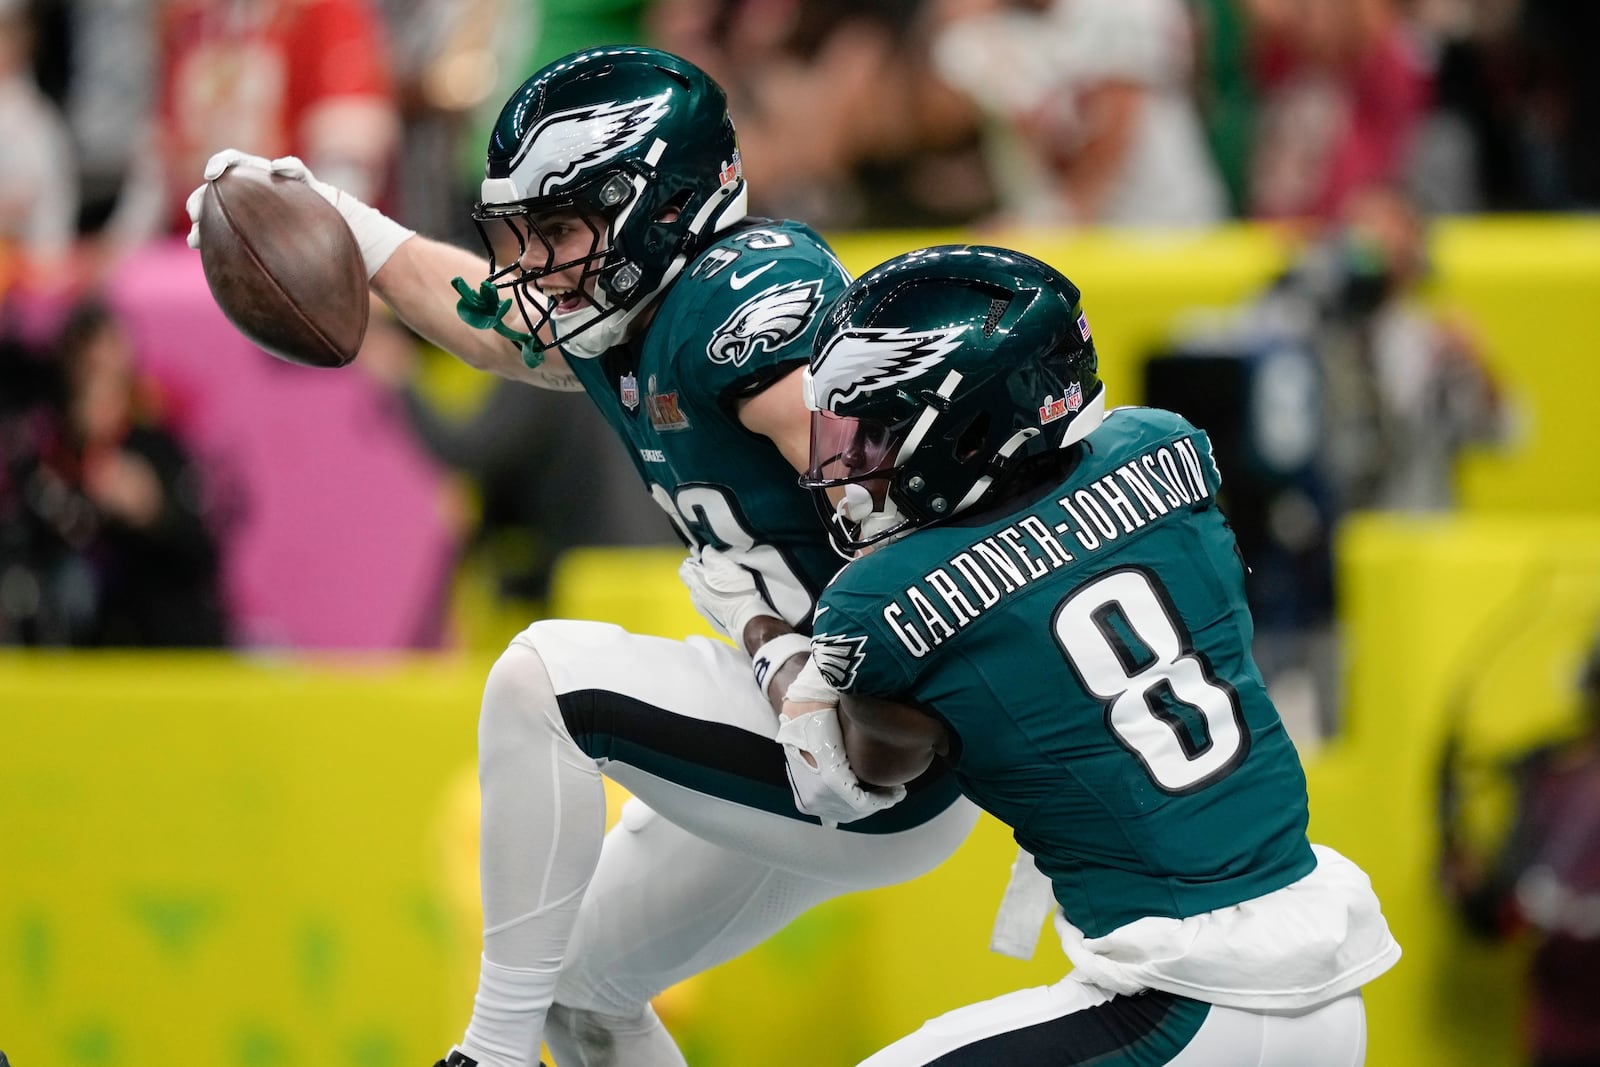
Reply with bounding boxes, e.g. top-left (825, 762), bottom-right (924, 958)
top-left (802, 245), bottom-right (1104, 554)
top-left (472, 47), bottom-right (747, 359)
